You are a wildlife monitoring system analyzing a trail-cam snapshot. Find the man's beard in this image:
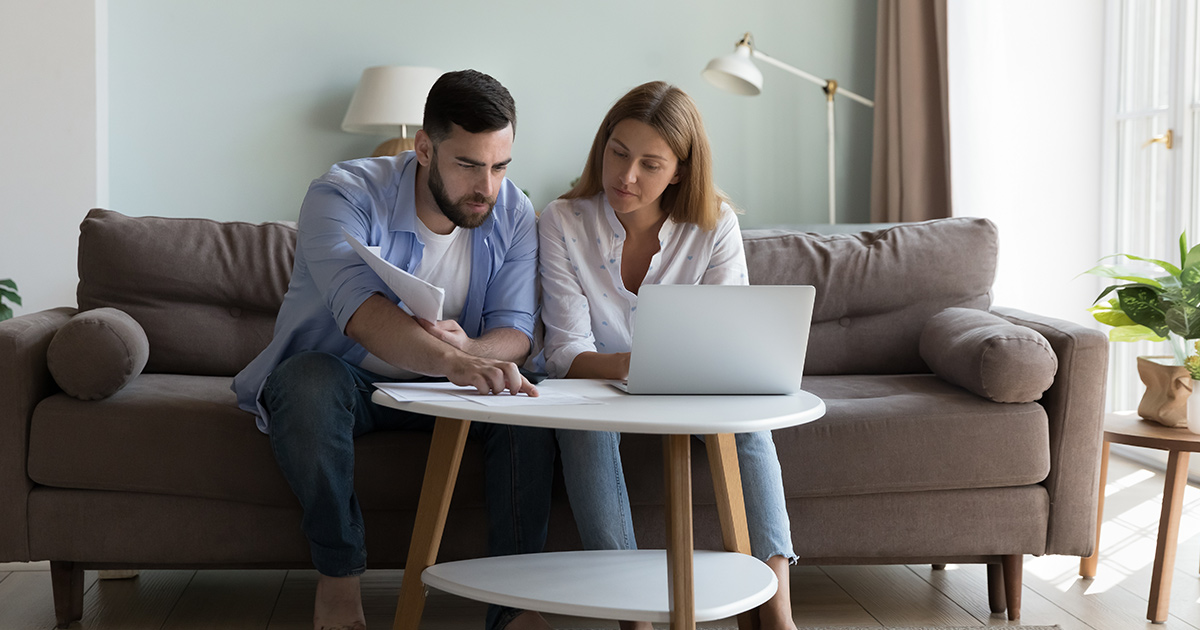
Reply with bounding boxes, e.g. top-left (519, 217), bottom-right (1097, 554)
top-left (428, 157), bottom-right (495, 229)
